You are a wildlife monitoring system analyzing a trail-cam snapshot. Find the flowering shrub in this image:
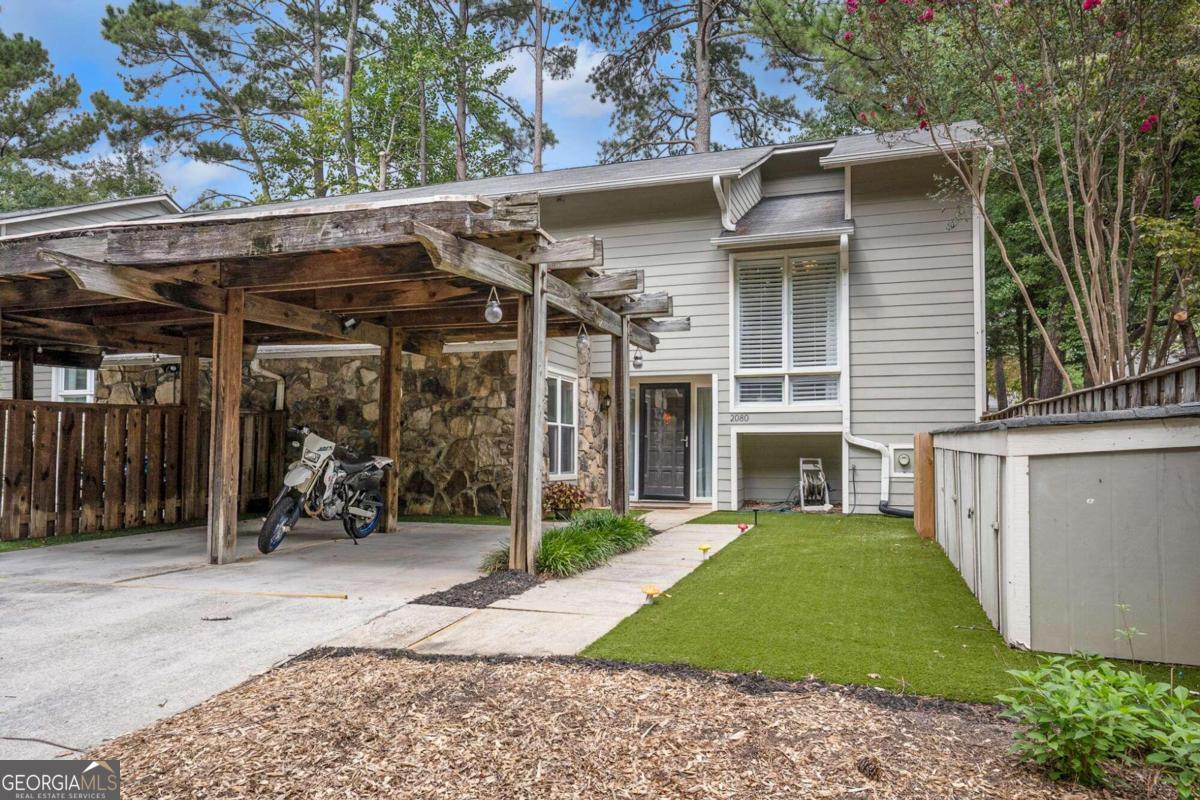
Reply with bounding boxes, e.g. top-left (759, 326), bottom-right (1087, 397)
top-left (542, 482), bottom-right (588, 519)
